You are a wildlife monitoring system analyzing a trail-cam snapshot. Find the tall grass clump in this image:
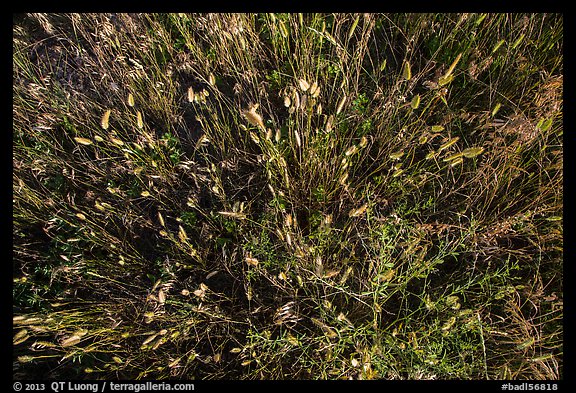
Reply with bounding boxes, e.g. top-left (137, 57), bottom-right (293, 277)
top-left (13, 13), bottom-right (562, 380)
